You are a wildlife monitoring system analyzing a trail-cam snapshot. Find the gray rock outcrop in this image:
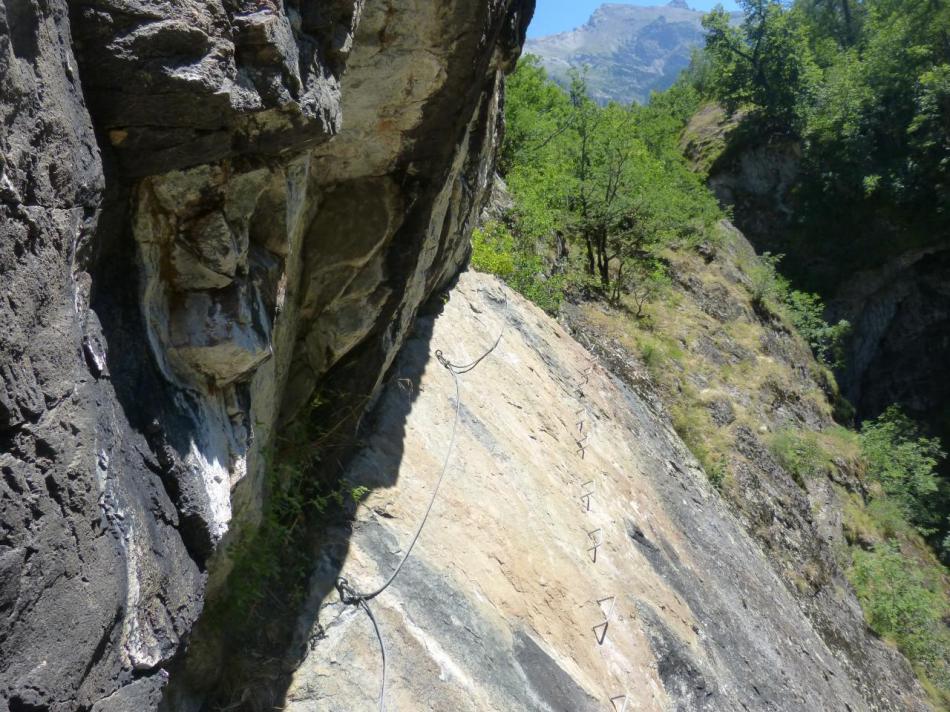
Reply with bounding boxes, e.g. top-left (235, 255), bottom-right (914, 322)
top-left (286, 271), bottom-right (927, 711)
top-left (0, 0), bottom-right (533, 709)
